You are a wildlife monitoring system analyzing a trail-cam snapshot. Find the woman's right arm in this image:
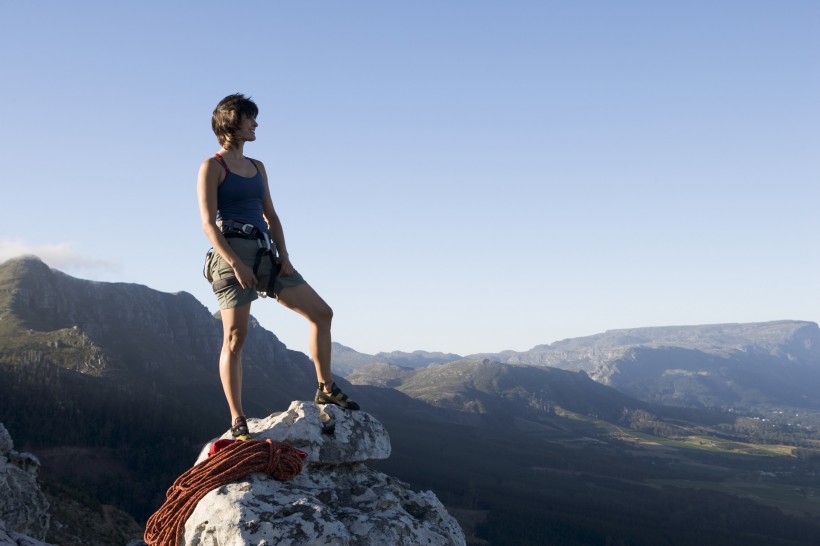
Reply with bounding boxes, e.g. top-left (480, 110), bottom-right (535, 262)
top-left (197, 158), bottom-right (257, 289)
